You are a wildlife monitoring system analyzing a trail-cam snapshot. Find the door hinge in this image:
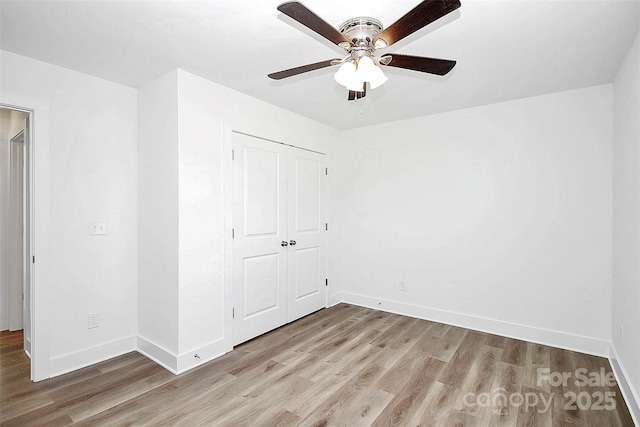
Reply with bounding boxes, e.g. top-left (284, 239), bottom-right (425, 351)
top-left (232, 308), bottom-right (235, 318)
top-left (325, 279), bottom-right (328, 287)
top-left (32, 256), bottom-right (35, 263)
top-left (325, 167), bottom-right (328, 176)
top-left (232, 149), bottom-right (235, 160)
top-left (325, 223), bottom-right (328, 231)
top-left (232, 228), bottom-right (235, 239)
